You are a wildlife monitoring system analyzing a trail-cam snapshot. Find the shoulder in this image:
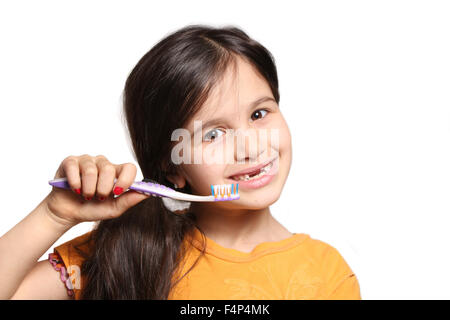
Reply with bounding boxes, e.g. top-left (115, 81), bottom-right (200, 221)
top-left (51, 230), bottom-right (95, 299)
top-left (290, 233), bottom-right (361, 299)
top-left (53, 230), bottom-right (95, 269)
top-left (10, 232), bottom-right (94, 300)
top-left (54, 230), bottom-right (94, 266)
top-left (293, 233), bottom-right (353, 272)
